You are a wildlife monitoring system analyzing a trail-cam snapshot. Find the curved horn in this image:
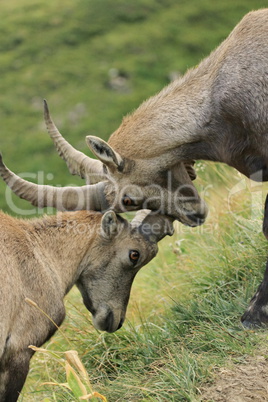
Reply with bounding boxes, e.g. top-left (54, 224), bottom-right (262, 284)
top-left (131, 209), bottom-right (152, 226)
top-left (0, 154), bottom-right (109, 211)
top-left (44, 100), bottom-right (105, 184)
top-left (131, 210), bottom-right (174, 242)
